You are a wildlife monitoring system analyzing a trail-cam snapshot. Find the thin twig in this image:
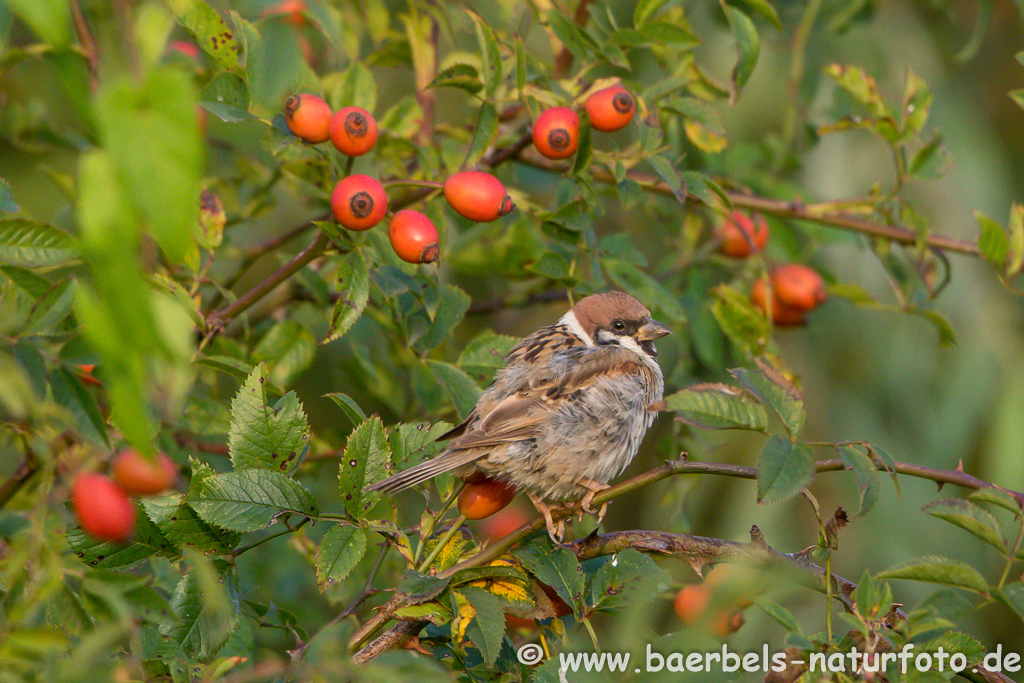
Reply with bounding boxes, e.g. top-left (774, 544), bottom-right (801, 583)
top-left (69, 0), bottom-right (99, 92)
top-left (0, 456), bottom-right (38, 509)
